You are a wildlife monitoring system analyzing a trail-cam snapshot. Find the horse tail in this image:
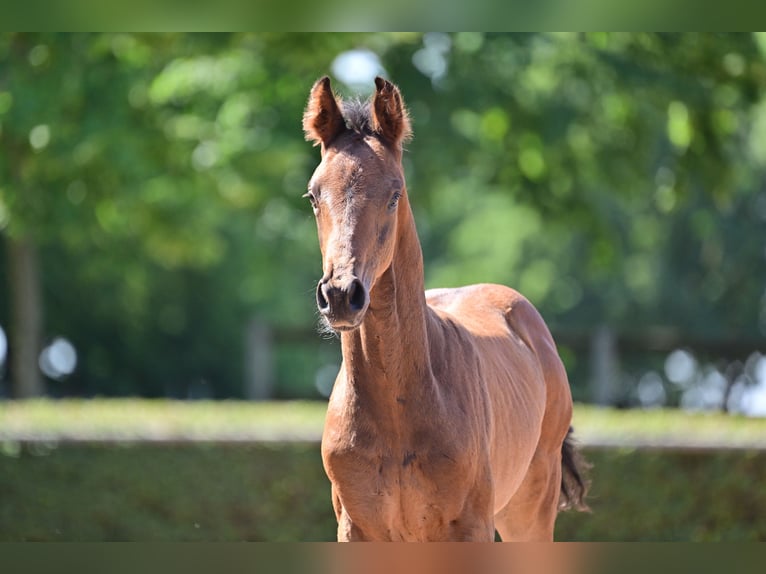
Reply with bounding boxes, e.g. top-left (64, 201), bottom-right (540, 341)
top-left (559, 426), bottom-right (591, 511)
